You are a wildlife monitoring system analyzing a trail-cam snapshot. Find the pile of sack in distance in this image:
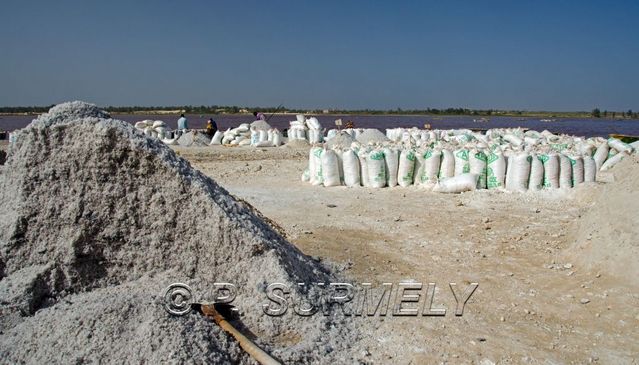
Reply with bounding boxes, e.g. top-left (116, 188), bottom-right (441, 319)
top-left (209, 115), bottom-right (324, 147)
top-left (209, 120), bottom-right (285, 147)
top-left (134, 114), bottom-right (326, 147)
top-left (302, 127), bottom-right (638, 193)
top-left (134, 119), bottom-right (169, 139)
top-left (287, 115), bottom-right (324, 143)
top-left (134, 119), bottom-right (285, 147)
